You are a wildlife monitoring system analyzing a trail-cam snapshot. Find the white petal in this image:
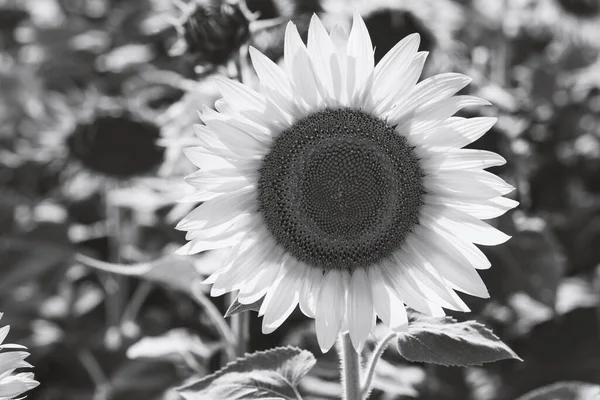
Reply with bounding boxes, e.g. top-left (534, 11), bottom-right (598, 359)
top-left (210, 236), bottom-right (281, 295)
top-left (176, 189), bottom-right (255, 230)
top-left (432, 117), bottom-right (498, 149)
top-left (200, 104), bottom-right (273, 144)
top-left (381, 262), bottom-right (445, 317)
top-left (307, 14), bottom-right (337, 103)
top-left (237, 261), bottom-right (281, 304)
top-left (215, 77), bottom-right (266, 113)
top-left (372, 33), bottom-right (420, 99)
top-left (347, 268), bottom-right (373, 352)
top-left (375, 52), bottom-right (428, 116)
top-left (284, 22), bottom-right (321, 110)
top-left (409, 230), bottom-right (490, 298)
top-left (422, 206), bottom-right (512, 246)
top-left (399, 246), bottom-right (470, 312)
top-left (315, 270), bottom-right (348, 352)
top-left (368, 267), bottom-right (390, 325)
top-left (329, 24), bottom-right (349, 103)
top-left (425, 195), bottom-right (518, 219)
top-left (425, 170), bottom-right (515, 200)
top-left (346, 10), bottom-right (374, 102)
top-left (387, 291), bottom-right (408, 332)
top-left (249, 46), bottom-right (293, 99)
top-left (261, 261), bottom-right (304, 333)
top-left (421, 149), bottom-right (506, 171)
top-left (299, 265), bottom-right (323, 318)
top-left (399, 96), bottom-right (491, 134)
top-left (388, 73), bottom-right (471, 125)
